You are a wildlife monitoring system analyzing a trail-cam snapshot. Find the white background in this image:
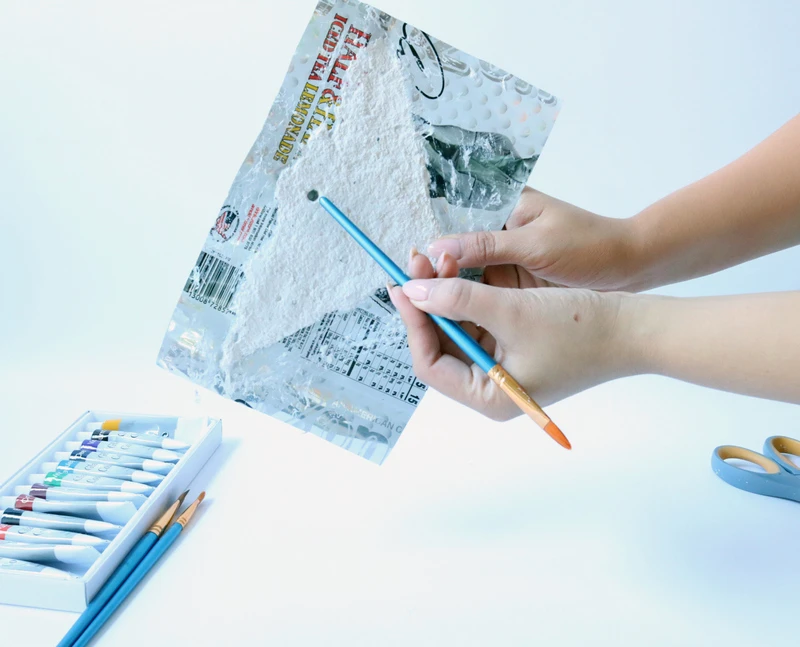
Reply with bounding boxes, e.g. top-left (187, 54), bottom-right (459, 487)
top-left (1, 0), bottom-right (799, 645)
